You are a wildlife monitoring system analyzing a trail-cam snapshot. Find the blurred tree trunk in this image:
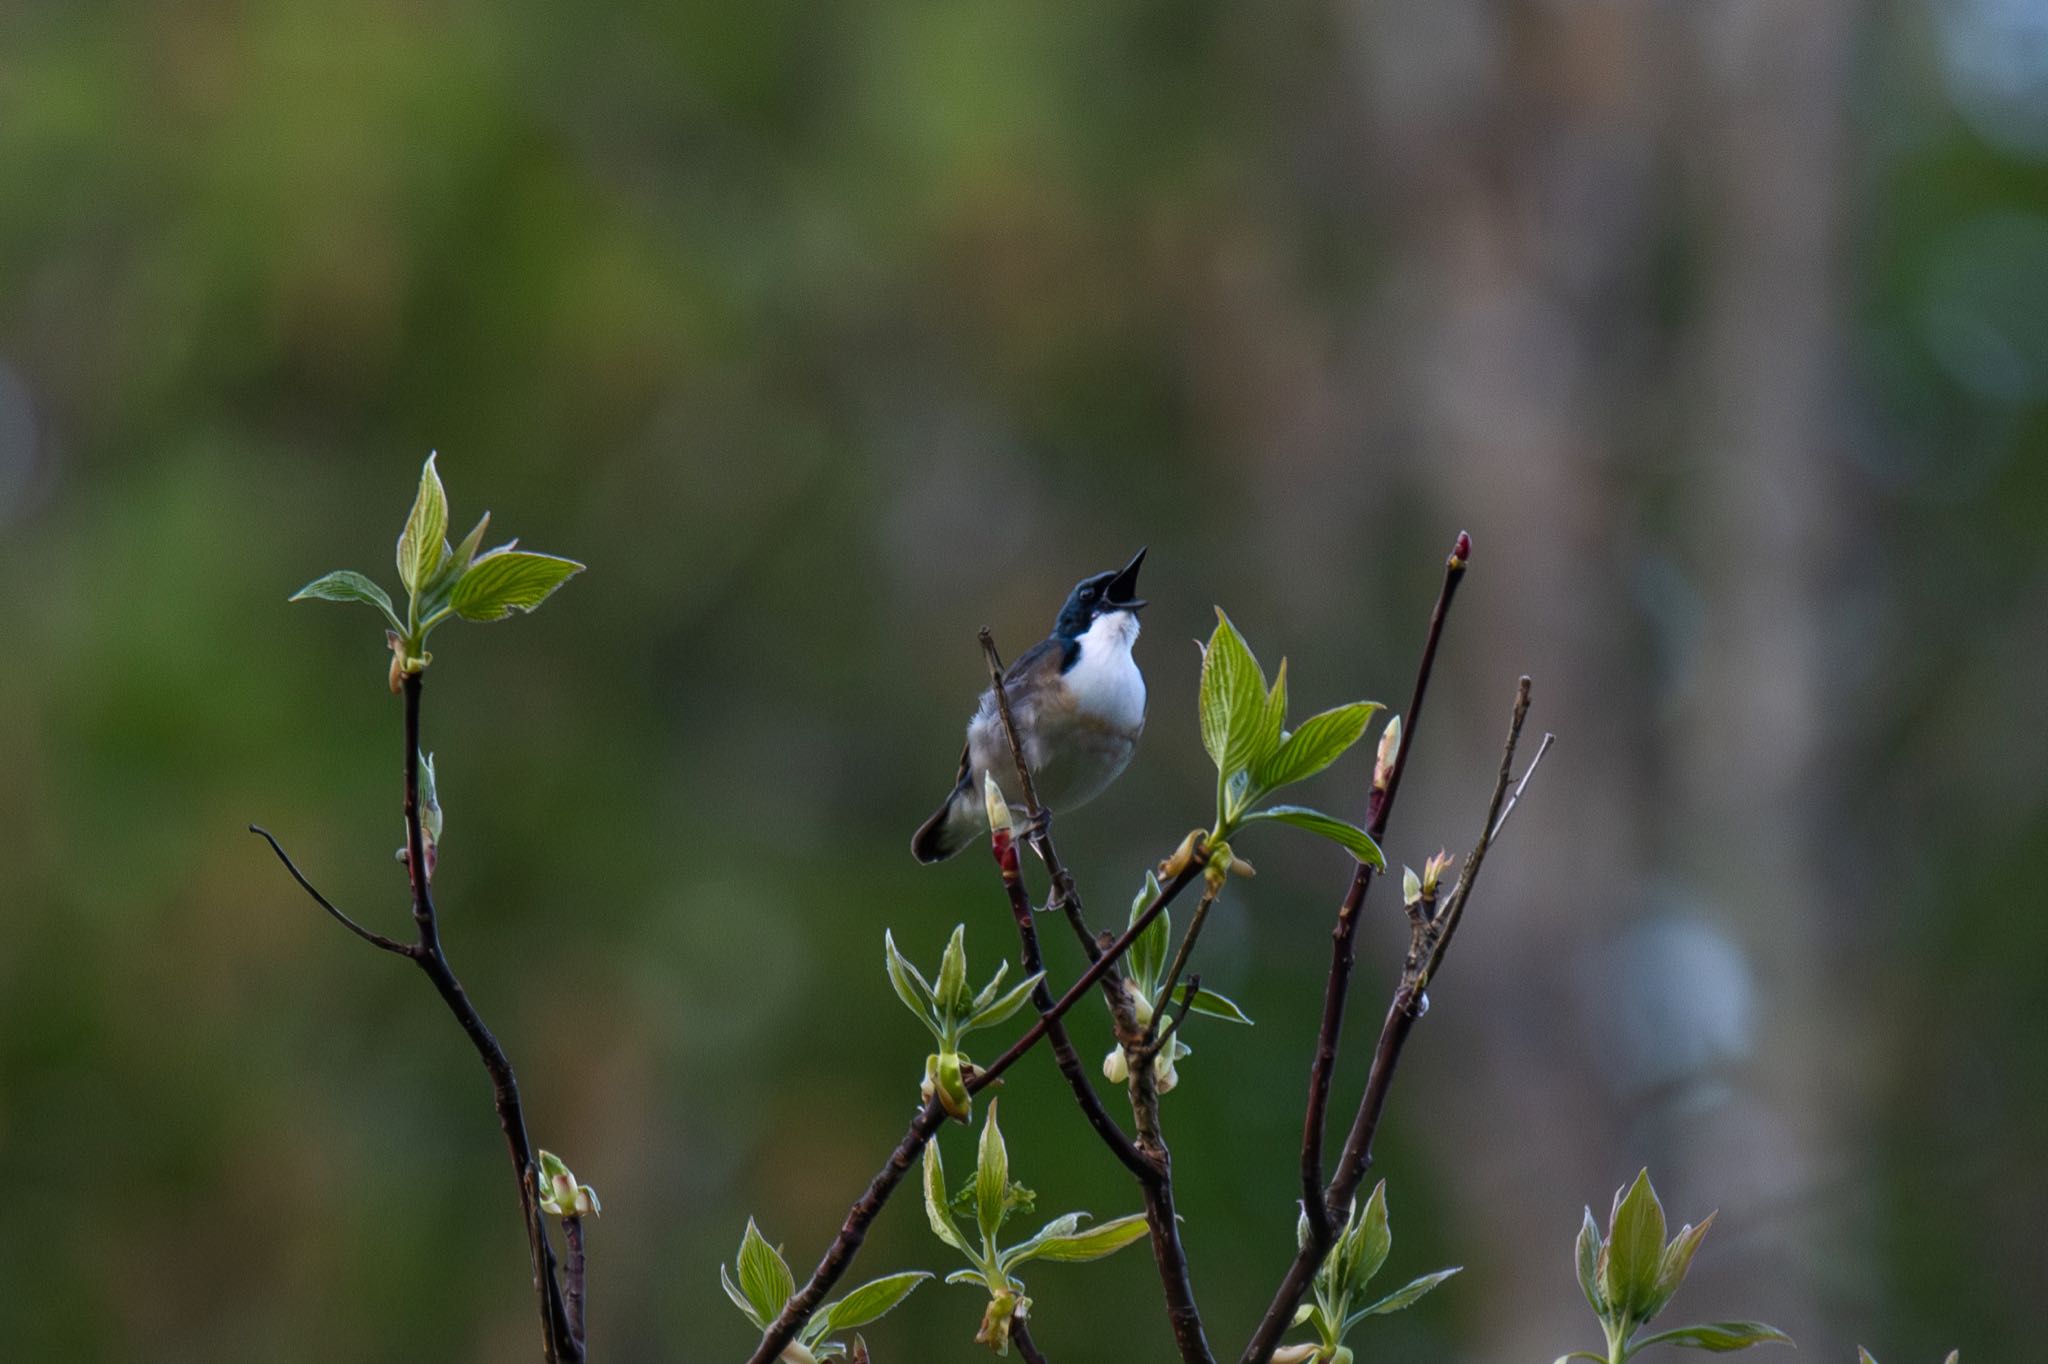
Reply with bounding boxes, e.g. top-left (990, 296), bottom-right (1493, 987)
top-left (1306, 0), bottom-right (1865, 1354)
